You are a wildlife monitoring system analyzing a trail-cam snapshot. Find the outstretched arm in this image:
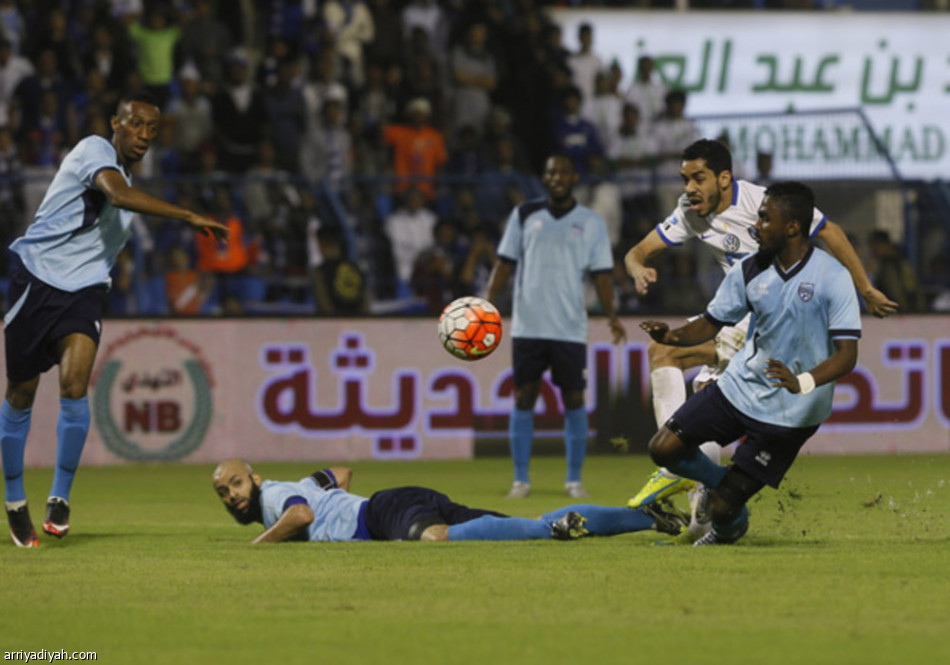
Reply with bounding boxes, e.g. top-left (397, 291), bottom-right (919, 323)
top-left (766, 339), bottom-right (858, 393)
top-left (95, 169), bottom-right (230, 241)
top-left (251, 503), bottom-right (314, 544)
top-left (640, 316), bottom-right (721, 347)
top-left (817, 221), bottom-right (897, 318)
top-left (623, 229), bottom-right (667, 296)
